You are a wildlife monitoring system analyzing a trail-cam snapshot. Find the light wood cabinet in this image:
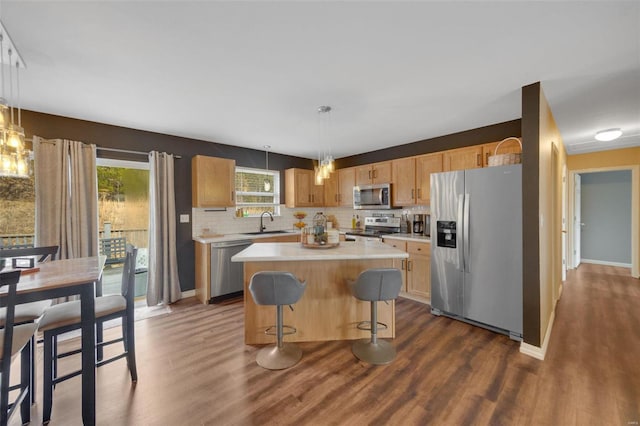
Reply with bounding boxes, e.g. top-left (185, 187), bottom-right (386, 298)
top-left (195, 241), bottom-right (211, 304)
top-left (355, 161), bottom-right (392, 185)
top-left (406, 241), bottom-right (430, 301)
top-left (324, 167), bottom-right (356, 207)
top-left (391, 157), bottom-right (416, 206)
top-left (338, 167), bottom-right (355, 207)
top-left (383, 238), bottom-right (430, 303)
top-left (443, 146), bottom-right (483, 172)
top-left (285, 168), bottom-right (323, 208)
top-left (482, 139), bottom-right (522, 167)
top-left (383, 239), bottom-right (407, 288)
top-left (392, 153), bottom-right (443, 206)
top-left (192, 155), bottom-right (236, 207)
